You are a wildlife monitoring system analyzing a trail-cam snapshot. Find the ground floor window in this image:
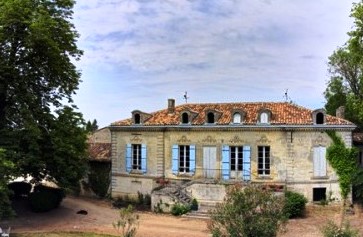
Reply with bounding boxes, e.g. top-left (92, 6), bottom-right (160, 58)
top-left (230, 146), bottom-right (243, 172)
top-left (258, 146), bottom-right (270, 175)
top-left (132, 144), bottom-right (142, 170)
top-left (313, 187), bottom-right (326, 202)
top-left (179, 145), bottom-right (190, 173)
